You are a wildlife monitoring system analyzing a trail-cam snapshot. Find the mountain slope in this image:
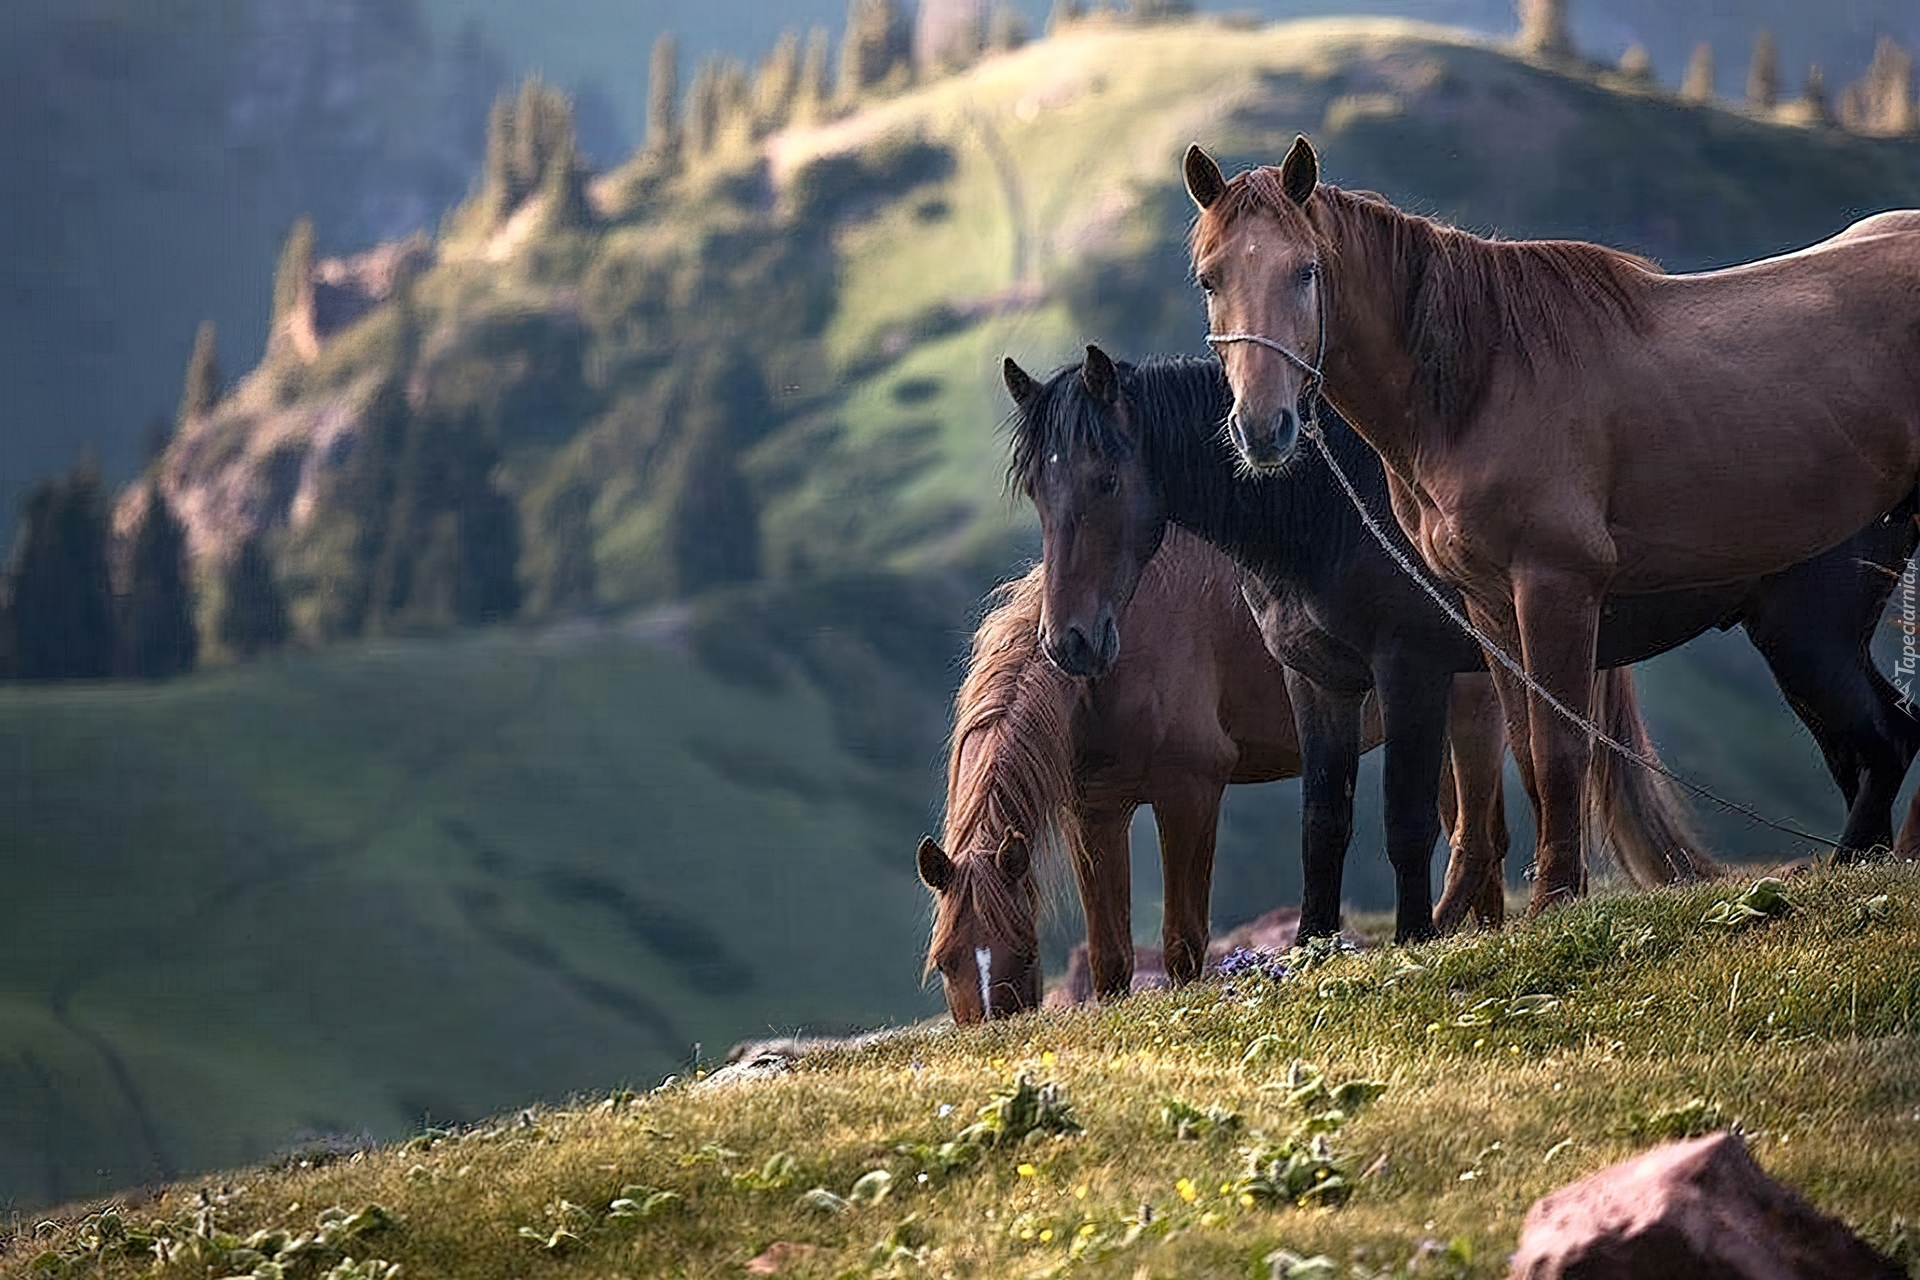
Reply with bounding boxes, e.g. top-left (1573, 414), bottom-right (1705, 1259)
top-left (0, 614), bottom-right (953, 1208)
